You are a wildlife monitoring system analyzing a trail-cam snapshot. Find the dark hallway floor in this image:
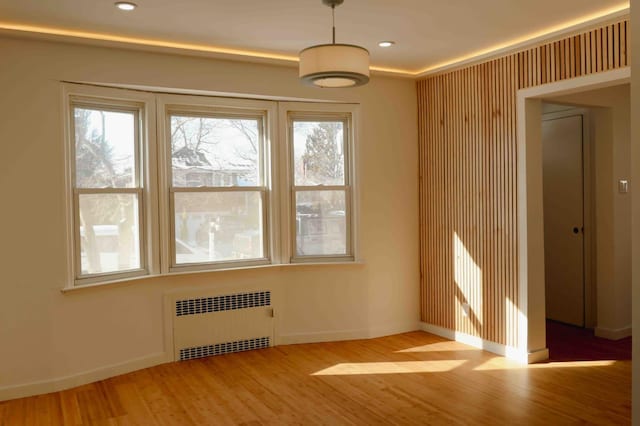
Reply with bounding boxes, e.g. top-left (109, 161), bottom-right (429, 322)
top-left (546, 320), bottom-right (632, 361)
